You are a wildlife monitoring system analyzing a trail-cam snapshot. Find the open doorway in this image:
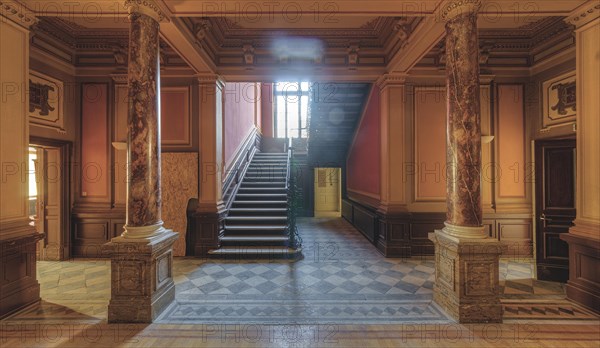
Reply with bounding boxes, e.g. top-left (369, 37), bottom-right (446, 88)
top-left (534, 139), bottom-right (576, 282)
top-left (314, 167), bottom-right (341, 217)
top-left (29, 141), bottom-right (71, 261)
